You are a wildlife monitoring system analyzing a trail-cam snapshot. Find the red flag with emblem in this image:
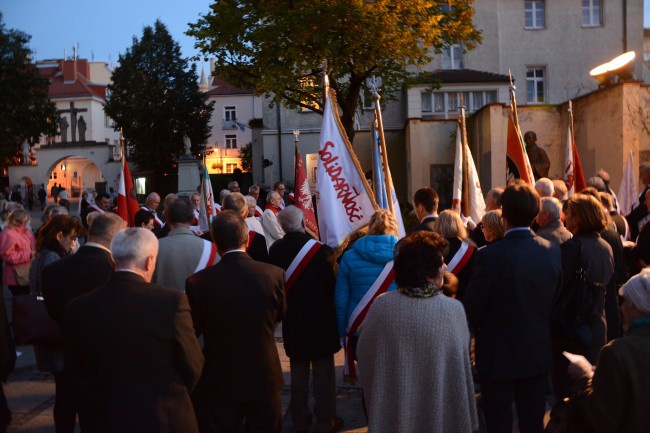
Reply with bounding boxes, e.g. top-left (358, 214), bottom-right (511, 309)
top-left (295, 145), bottom-right (319, 239)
